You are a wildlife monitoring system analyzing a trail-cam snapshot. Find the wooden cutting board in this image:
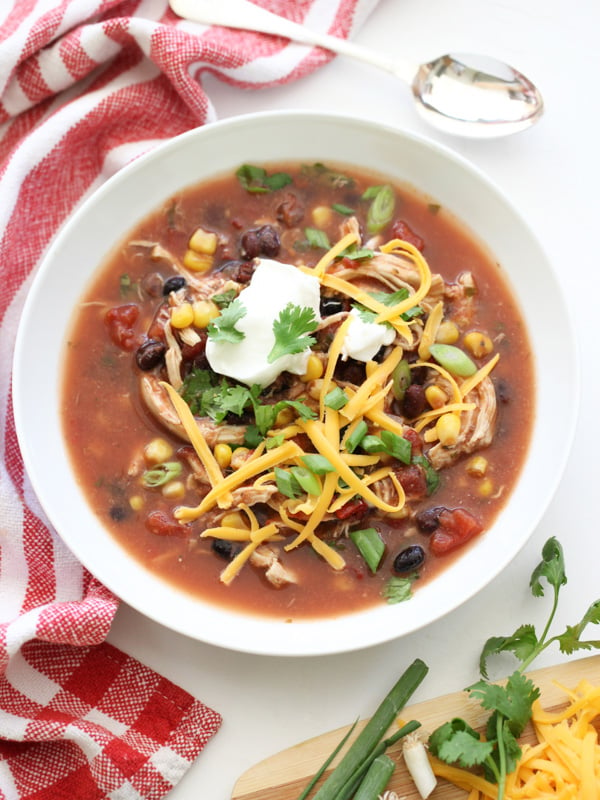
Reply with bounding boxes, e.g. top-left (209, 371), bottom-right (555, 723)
top-left (231, 654), bottom-right (600, 800)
